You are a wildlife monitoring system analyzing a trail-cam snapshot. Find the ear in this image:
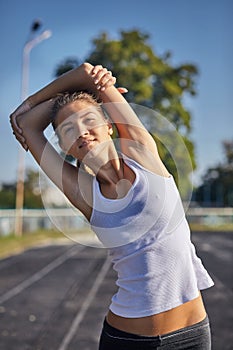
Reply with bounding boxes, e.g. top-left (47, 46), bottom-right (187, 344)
top-left (107, 122), bottom-right (113, 135)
